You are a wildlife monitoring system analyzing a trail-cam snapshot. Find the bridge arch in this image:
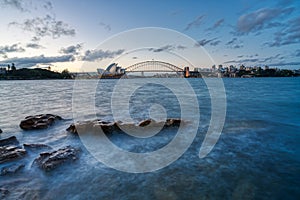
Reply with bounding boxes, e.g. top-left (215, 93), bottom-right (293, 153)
top-left (125, 60), bottom-right (184, 73)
